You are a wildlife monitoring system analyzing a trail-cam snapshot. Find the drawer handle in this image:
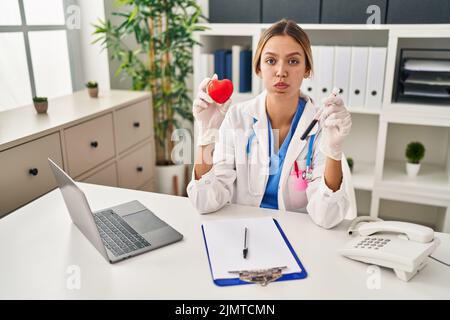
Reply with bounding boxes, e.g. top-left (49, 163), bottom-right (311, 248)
top-left (133, 121), bottom-right (140, 128)
top-left (354, 89), bottom-right (360, 95)
top-left (136, 166), bottom-right (143, 172)
top-left (90, 141), bottom-right (99, 148)
top-left (29, 168), bottom-right (39, 176)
